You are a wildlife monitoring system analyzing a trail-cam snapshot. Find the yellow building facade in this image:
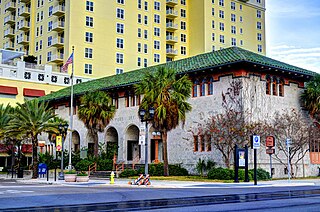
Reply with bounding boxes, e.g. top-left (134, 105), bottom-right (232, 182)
top-left (1, 0), bottom-right (266, 79)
